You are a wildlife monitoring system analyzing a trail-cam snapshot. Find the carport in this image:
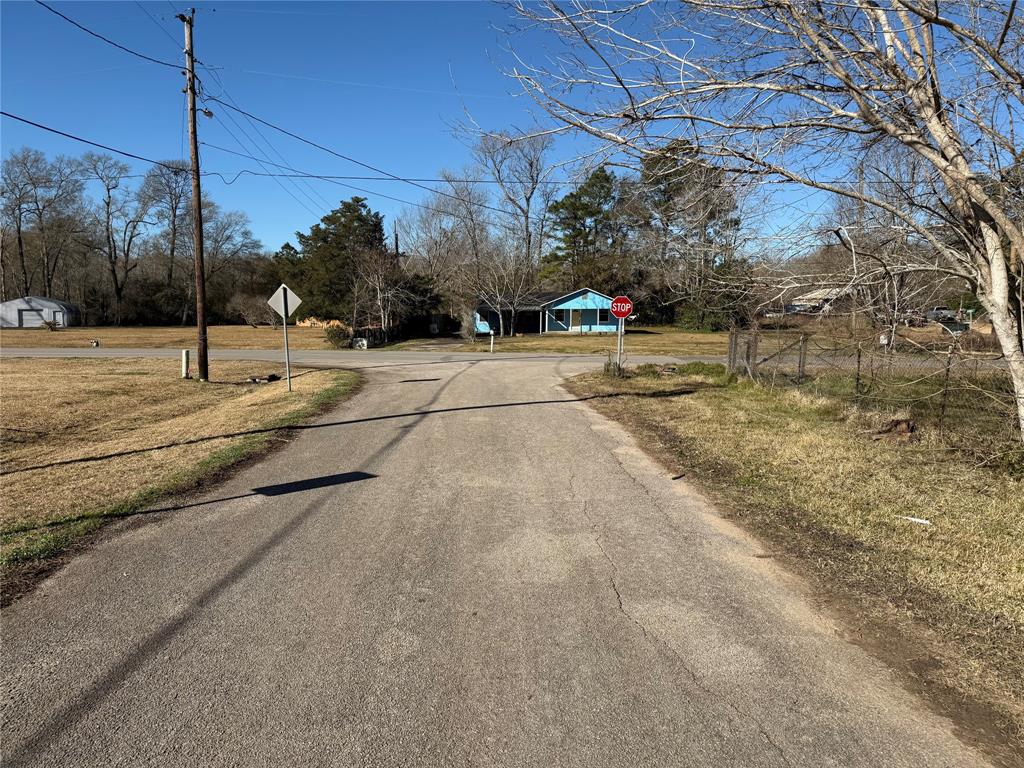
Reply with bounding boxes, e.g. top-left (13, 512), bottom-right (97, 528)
top-left (0, 296), bottom-right (79, 328)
